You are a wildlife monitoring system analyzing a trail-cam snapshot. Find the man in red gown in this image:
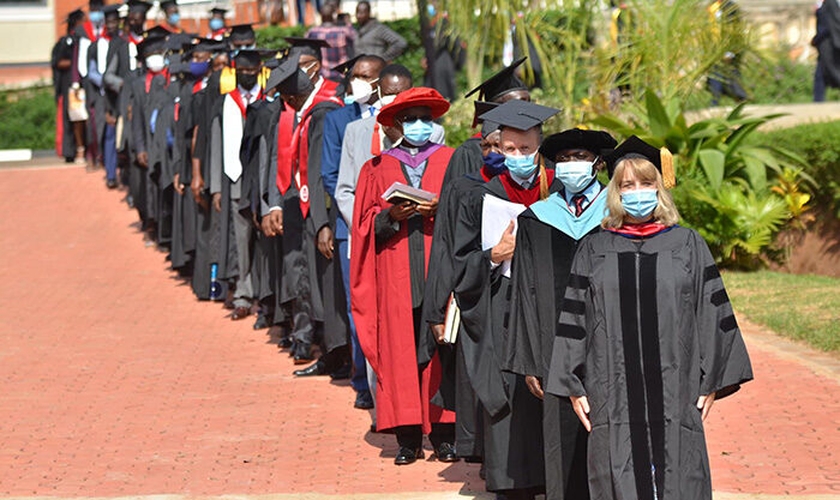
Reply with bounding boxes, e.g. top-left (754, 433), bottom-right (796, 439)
top-left (350, 87), bottom-right (458, 465)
